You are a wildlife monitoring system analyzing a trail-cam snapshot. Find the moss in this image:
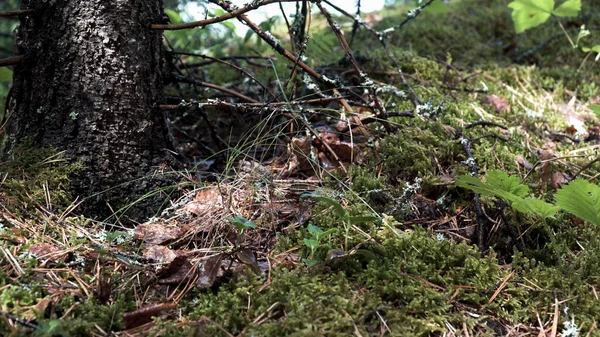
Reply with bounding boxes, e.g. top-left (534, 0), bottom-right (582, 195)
top-left (1, 138), bottom-right (82, 213)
